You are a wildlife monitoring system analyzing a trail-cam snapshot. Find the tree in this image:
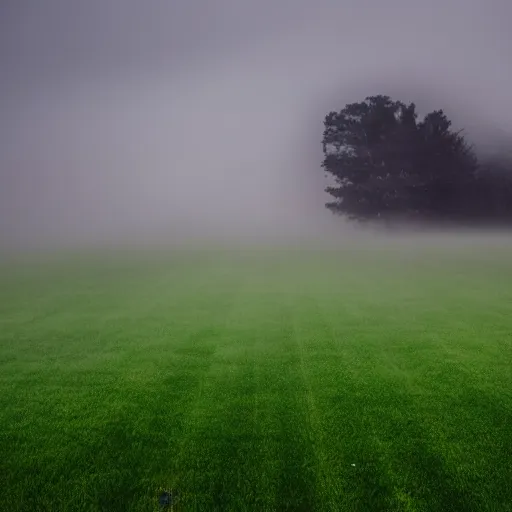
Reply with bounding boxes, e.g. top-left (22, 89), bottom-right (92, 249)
top-left (470, 155), bottom-right (512, 222)
top-left (321, 95), bottom-right (482, 223)
top-left (322, 95), bottom-right (423, 220)
top-left (415, 110), bottom-right (478, 218)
